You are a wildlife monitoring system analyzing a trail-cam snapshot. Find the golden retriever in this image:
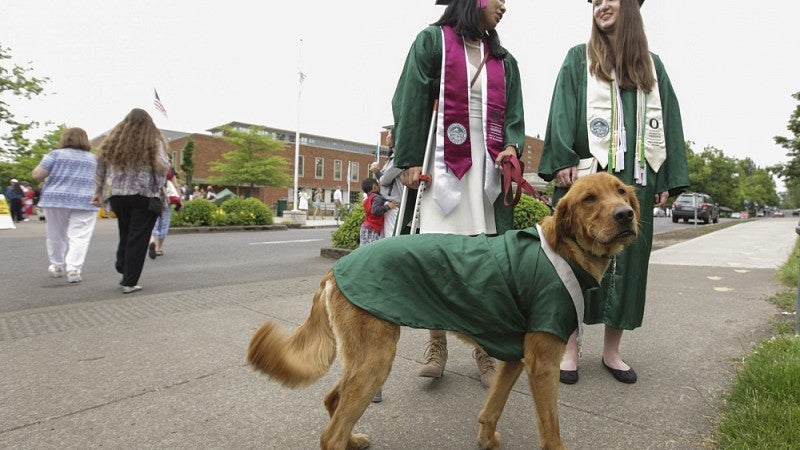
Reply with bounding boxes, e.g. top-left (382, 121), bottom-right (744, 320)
top-left (248, 172), bottom-right (640, 450)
